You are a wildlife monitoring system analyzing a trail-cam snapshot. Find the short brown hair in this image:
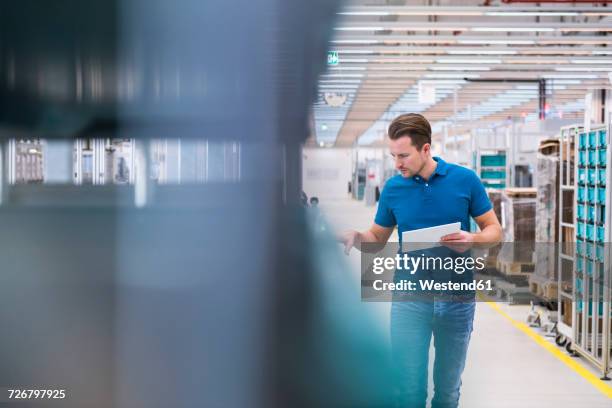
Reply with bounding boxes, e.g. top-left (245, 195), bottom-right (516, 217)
top-left (387, 113), bottom-right (431, 150)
